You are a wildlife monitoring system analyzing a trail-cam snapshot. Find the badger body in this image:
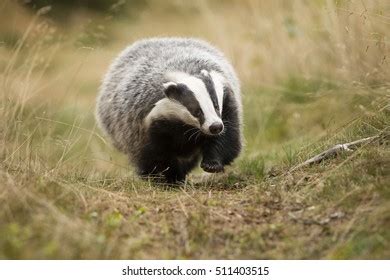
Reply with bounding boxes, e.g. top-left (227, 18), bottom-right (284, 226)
top-left (96, 38), bottom-right (242, 183)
